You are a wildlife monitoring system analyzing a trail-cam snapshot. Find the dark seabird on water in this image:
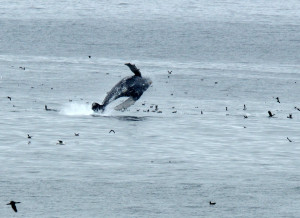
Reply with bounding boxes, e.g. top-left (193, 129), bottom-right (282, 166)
top-left (7, 201), bottom-right (21, 212)
top-left (268, 111), bottom-right (275, 117)
top-left (27, 134), bottom-right (32, 139)
top-left (45, 105), bottom-right (58, 112)
top-left (57, 140), bottom-right (65, 145)
top-left (209, 201), bottom-right (216, 205)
